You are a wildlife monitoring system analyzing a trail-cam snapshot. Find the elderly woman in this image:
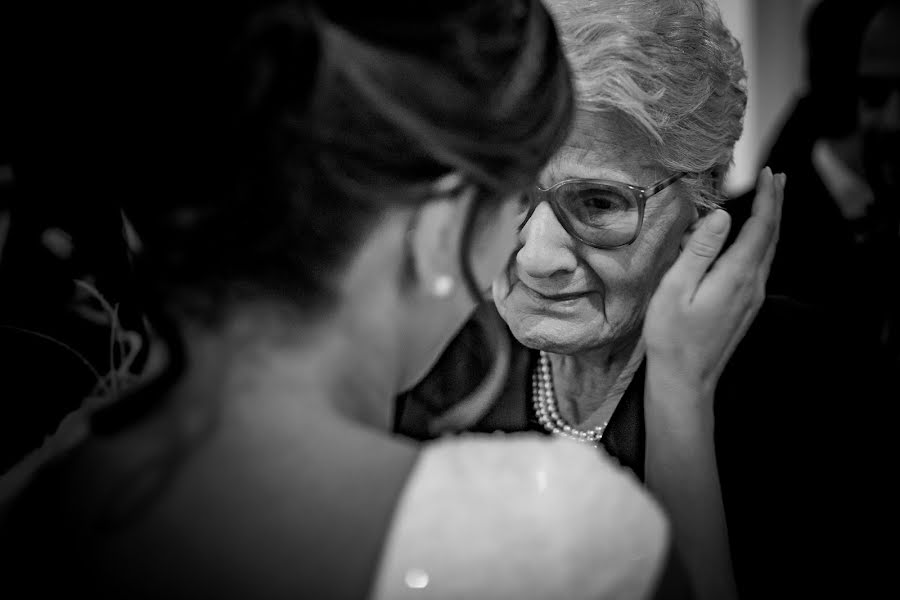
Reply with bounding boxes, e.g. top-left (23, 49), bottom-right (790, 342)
top-left (397, 0), bottom-right (880, 598)
top-left (402, 1), bottom-right (750, 598)
top-left (0, 0), bottom-right (793, 598)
